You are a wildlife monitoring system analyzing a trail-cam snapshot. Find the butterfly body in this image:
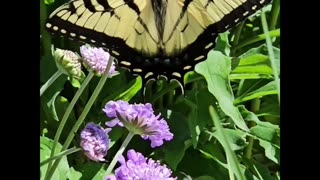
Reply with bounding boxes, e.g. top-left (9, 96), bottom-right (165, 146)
top-left (46, 0), bottom-right (271, 86)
